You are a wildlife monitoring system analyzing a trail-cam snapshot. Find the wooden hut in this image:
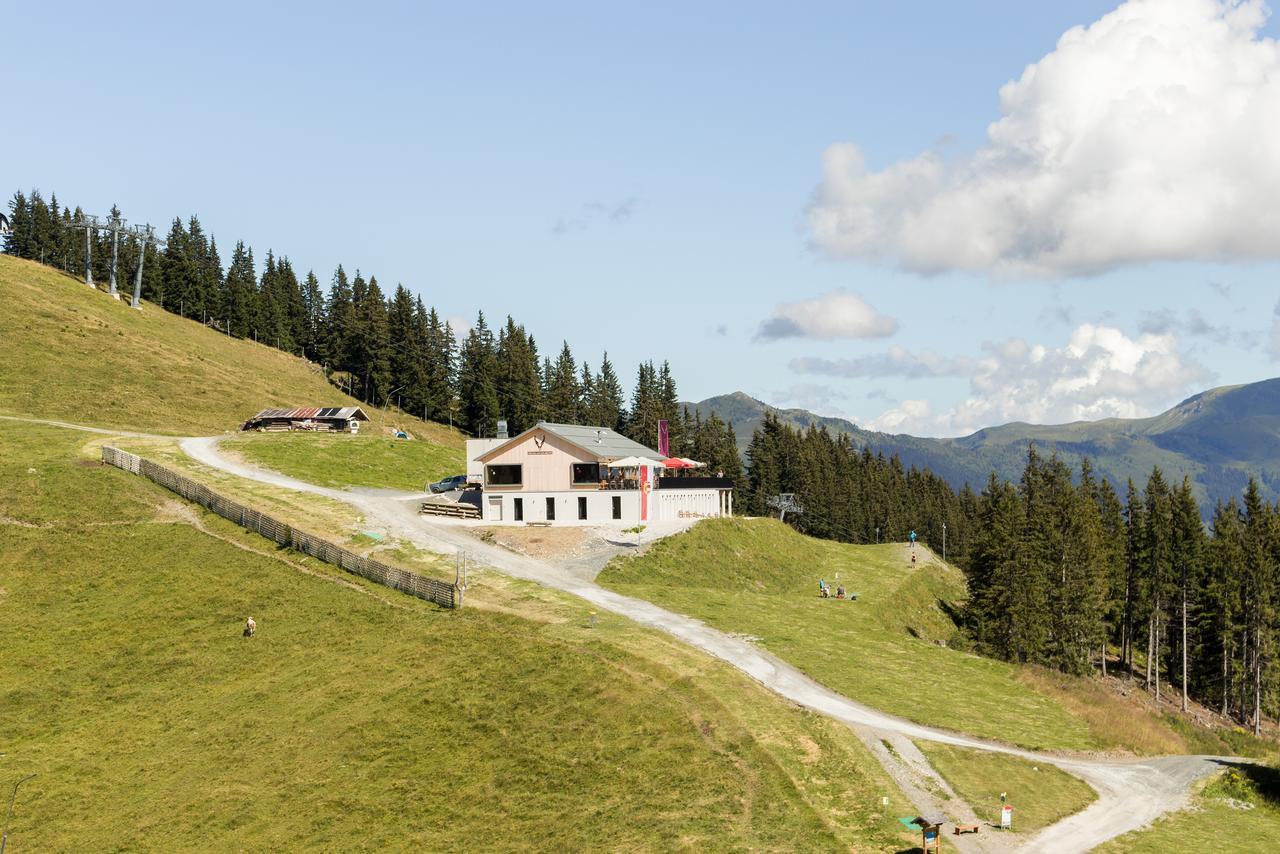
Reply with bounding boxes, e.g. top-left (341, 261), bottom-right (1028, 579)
top-left (242, 406), bottom-right (369, 433)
